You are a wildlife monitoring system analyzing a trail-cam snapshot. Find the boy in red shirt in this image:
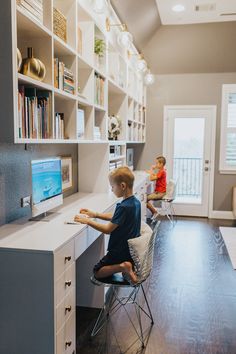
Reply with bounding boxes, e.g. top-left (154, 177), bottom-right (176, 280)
top-left (146, 156), bottom-right (167, 221)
